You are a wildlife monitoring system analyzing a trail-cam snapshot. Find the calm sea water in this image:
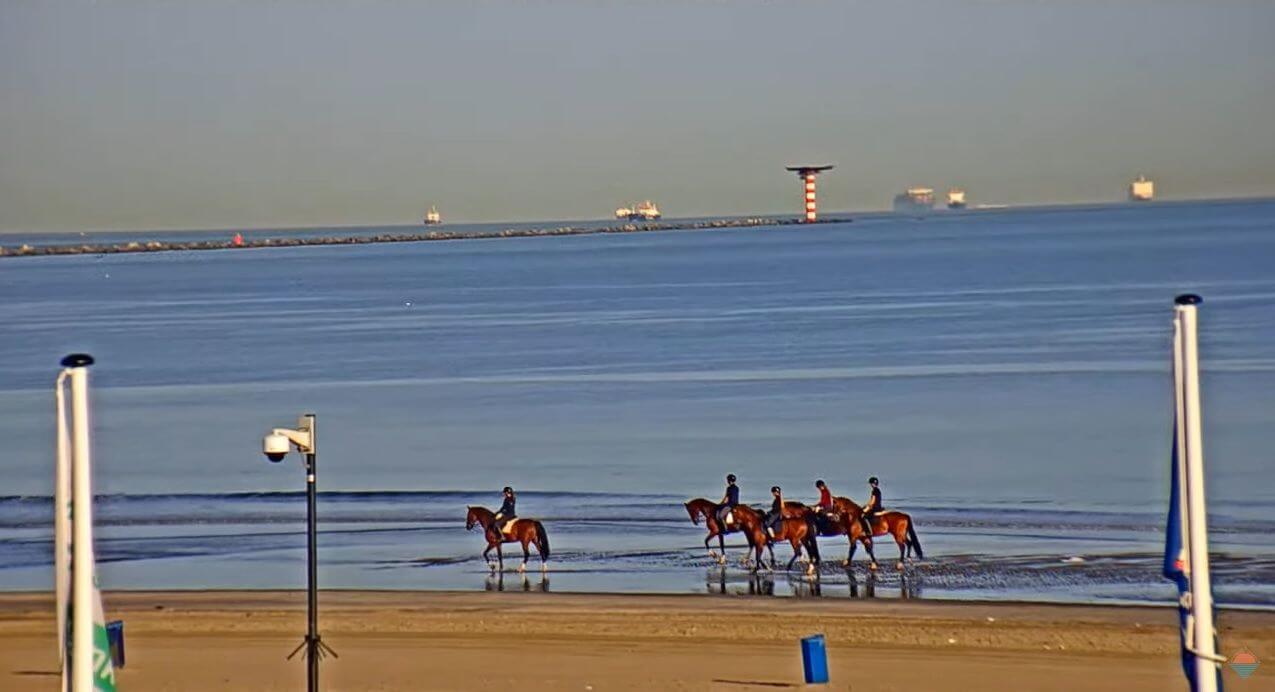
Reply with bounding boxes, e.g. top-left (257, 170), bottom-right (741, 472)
top-left (2, 200), bottom-right (1274, 604)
